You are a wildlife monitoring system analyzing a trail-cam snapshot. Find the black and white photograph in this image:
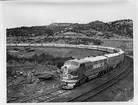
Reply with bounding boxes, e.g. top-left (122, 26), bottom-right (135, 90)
top-left (0, 0), bottom-right (136, 104)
